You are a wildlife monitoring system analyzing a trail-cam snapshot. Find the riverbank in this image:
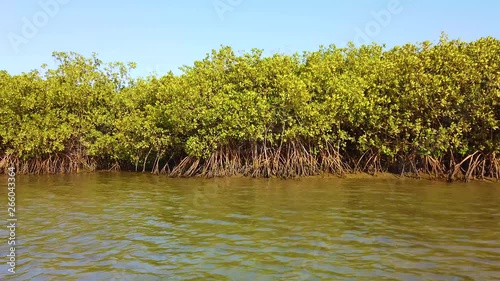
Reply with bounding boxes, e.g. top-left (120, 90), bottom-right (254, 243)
top-left (2, 156), bottom-right (498, 183)
top-left (1, 35), bottom-right (499, 180)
